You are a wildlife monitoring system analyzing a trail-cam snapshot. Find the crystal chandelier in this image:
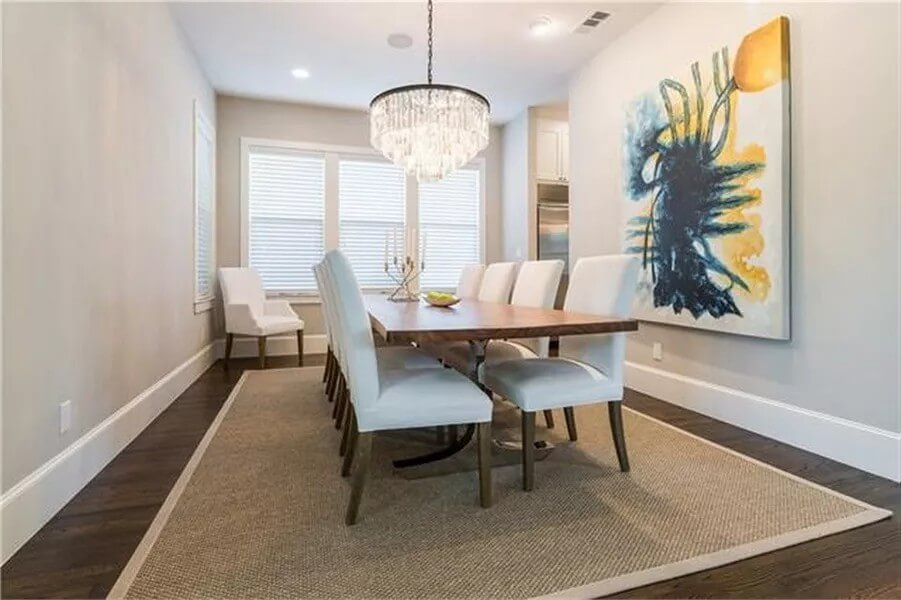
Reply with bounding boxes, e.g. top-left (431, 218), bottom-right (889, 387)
top-left (370, 0), bottom-right (490, 182)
